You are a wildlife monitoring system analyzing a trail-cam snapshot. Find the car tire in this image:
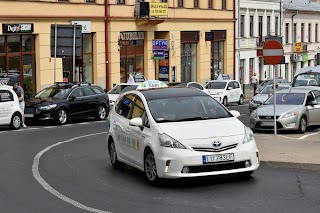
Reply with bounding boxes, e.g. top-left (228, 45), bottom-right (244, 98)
top-left (96, 104), bottom-right (107, 121)
top-left (9, 113), bottom-right (22, 130)
top-left (144, 150), bottom-right (161, 185)
top-left (108, 139), bottom-right (124, 169)
top-left (56, 108), bottom-right (68, 125)
top-left (297, 116), bottom-right (307, 134)
top-left (238, 95), bottom-right (244, 105)
top-left (223, 97), bottom-right (228, 106)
